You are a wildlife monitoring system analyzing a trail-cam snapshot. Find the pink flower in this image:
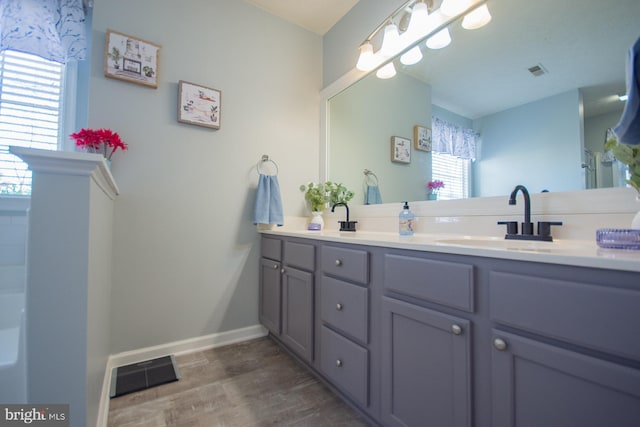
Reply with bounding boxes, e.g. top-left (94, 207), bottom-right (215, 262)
top-left (427, 180), bottom-right (445, 191)
top-left (70, 128), bottom-right (128, 160)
